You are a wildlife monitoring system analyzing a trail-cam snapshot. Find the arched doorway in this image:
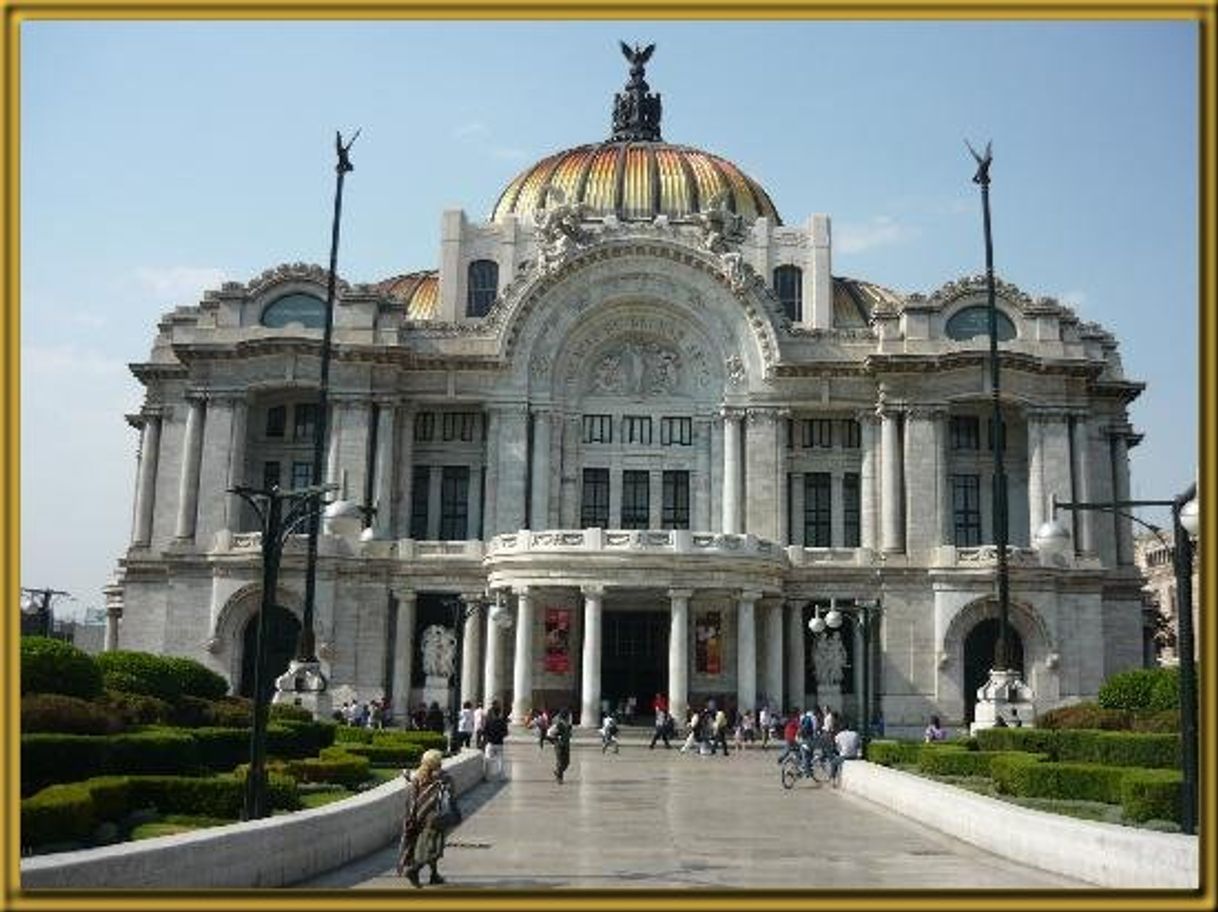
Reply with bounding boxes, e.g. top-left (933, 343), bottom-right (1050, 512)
top-left (240, 605), bottom-right (302, 702)
top-left (963, 618), bottom-right (1024, 723)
